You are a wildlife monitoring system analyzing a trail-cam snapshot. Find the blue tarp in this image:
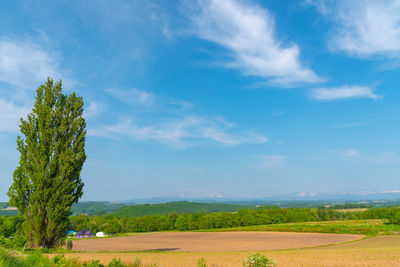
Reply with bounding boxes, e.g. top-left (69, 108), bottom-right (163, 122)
top-left (66, 230), bottom-right (75, 236)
